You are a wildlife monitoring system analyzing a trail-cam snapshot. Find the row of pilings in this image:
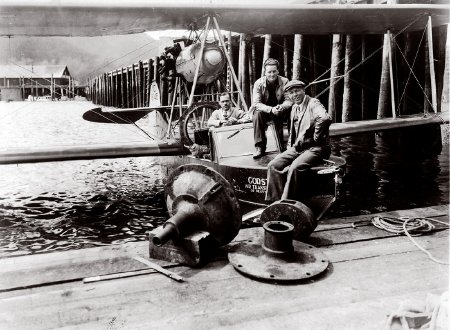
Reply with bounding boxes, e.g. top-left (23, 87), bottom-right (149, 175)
top-left (87, 24), bottom-right (449, 123)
